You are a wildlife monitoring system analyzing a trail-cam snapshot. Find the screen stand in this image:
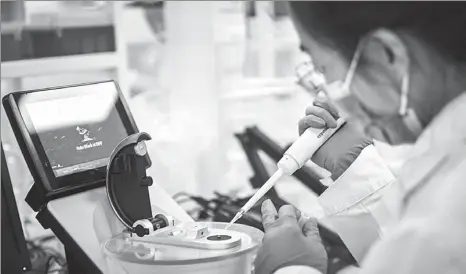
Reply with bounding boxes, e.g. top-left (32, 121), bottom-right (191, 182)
top-left (26, 183), bottom-right (47, 212)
